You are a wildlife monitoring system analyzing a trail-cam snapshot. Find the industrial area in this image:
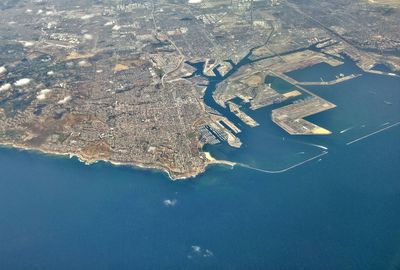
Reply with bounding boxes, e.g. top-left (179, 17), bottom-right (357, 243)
top-left (0, 0), bottom-right (399, 179)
